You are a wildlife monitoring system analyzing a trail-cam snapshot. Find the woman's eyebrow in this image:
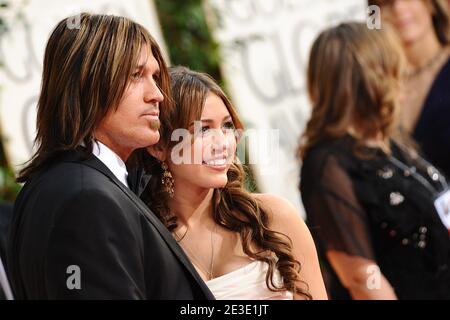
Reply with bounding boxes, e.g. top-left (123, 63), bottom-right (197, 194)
top-left (198, 115), bottom-right (232, 123)
top-left (188, 115), bottom-right (232, 128)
